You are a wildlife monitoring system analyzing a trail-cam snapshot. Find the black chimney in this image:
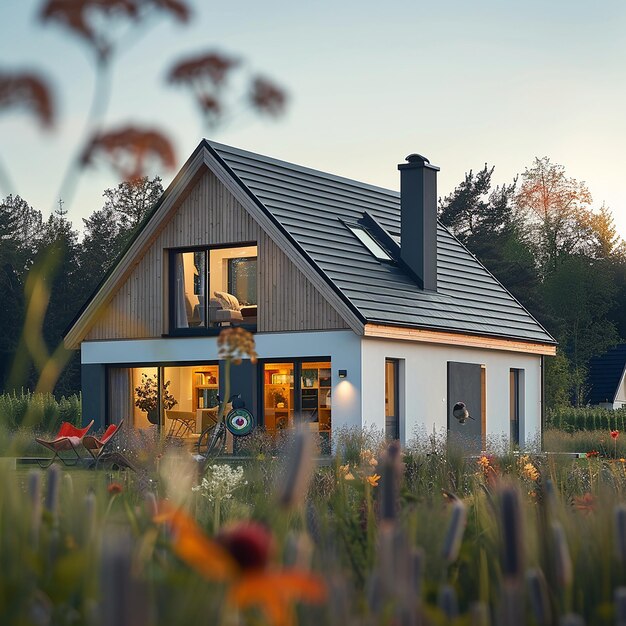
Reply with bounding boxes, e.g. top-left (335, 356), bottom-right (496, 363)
top-left (398, 153), bottom-right (439, 291)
